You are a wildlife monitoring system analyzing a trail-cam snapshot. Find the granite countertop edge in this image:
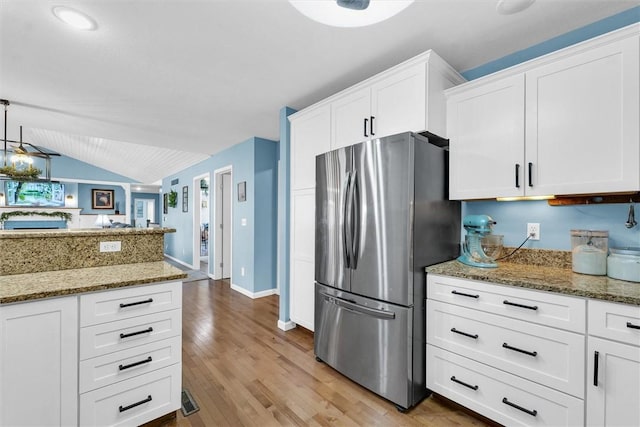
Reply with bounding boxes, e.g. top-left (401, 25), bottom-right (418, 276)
top-left (426, 260), bottom-right (640, 306)
top-left (0, 261), bottom-right (188, 304)
top-left (0, 227), bottom-right (177, 239)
